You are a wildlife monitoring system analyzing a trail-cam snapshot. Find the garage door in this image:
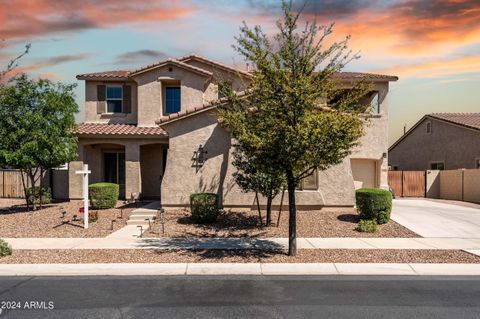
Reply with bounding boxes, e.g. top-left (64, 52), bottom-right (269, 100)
top-left (351, 159), bottom-right (377, 189)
